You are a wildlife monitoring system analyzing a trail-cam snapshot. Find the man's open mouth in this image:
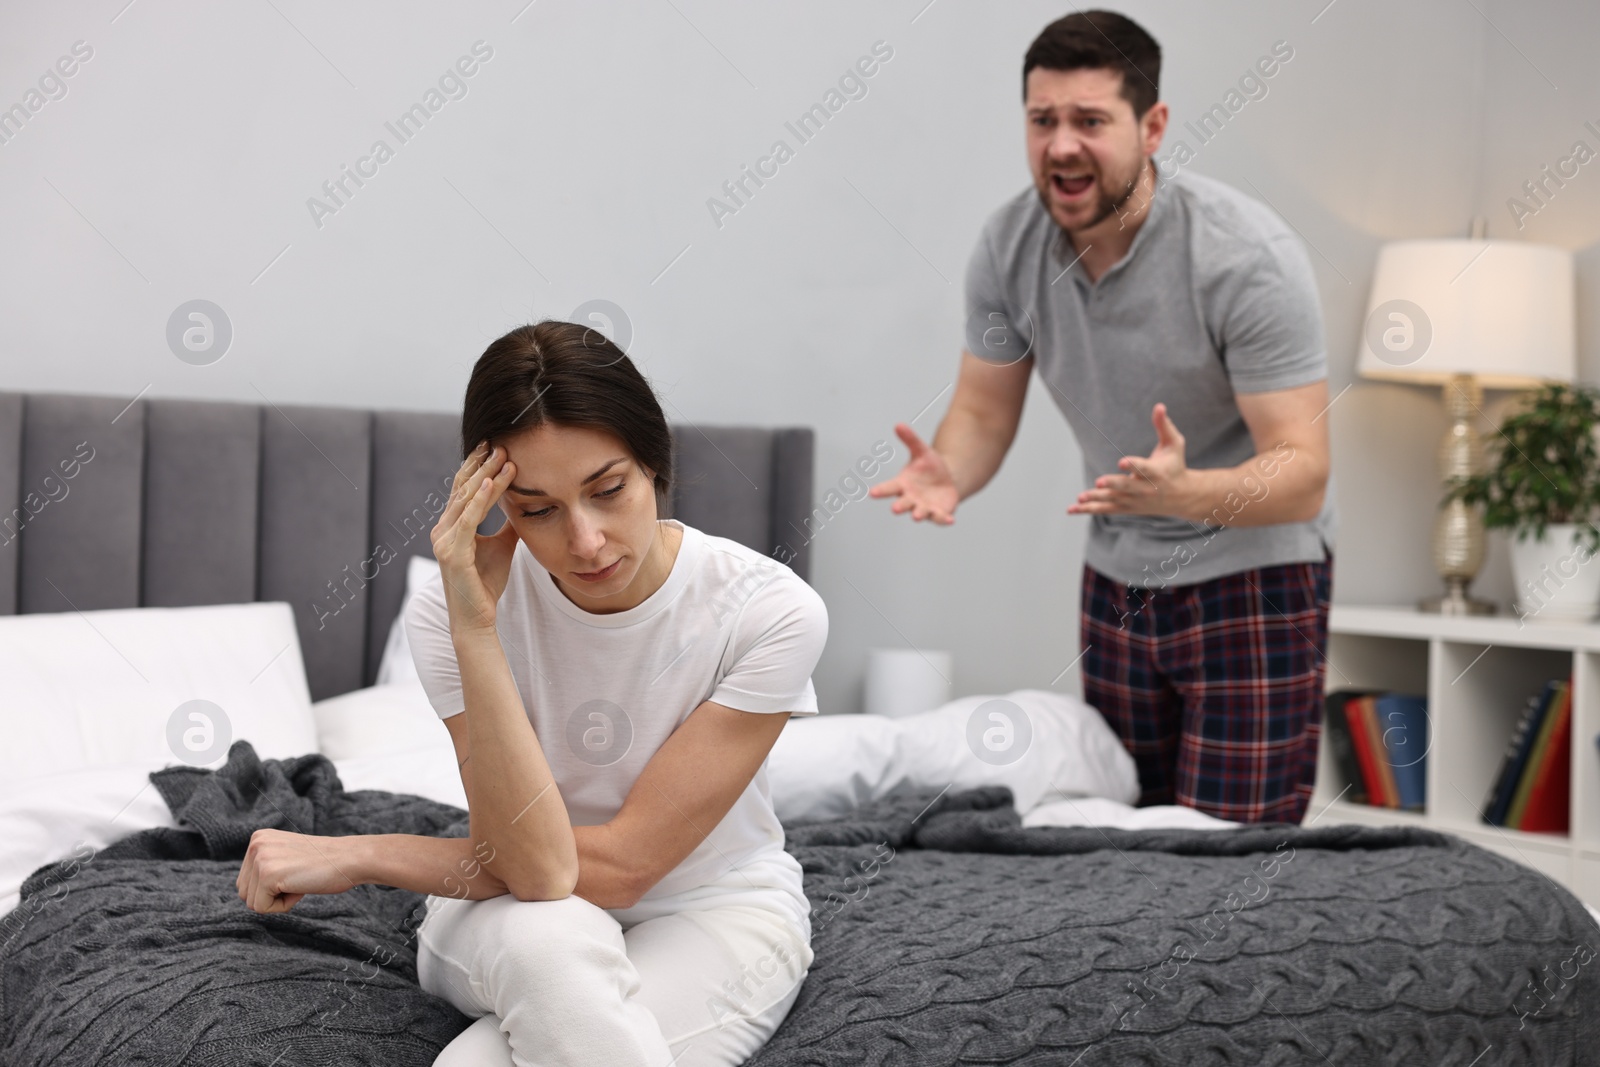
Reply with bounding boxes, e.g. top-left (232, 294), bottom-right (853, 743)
top-left (1052, 172), bottom-right (1094, 197)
